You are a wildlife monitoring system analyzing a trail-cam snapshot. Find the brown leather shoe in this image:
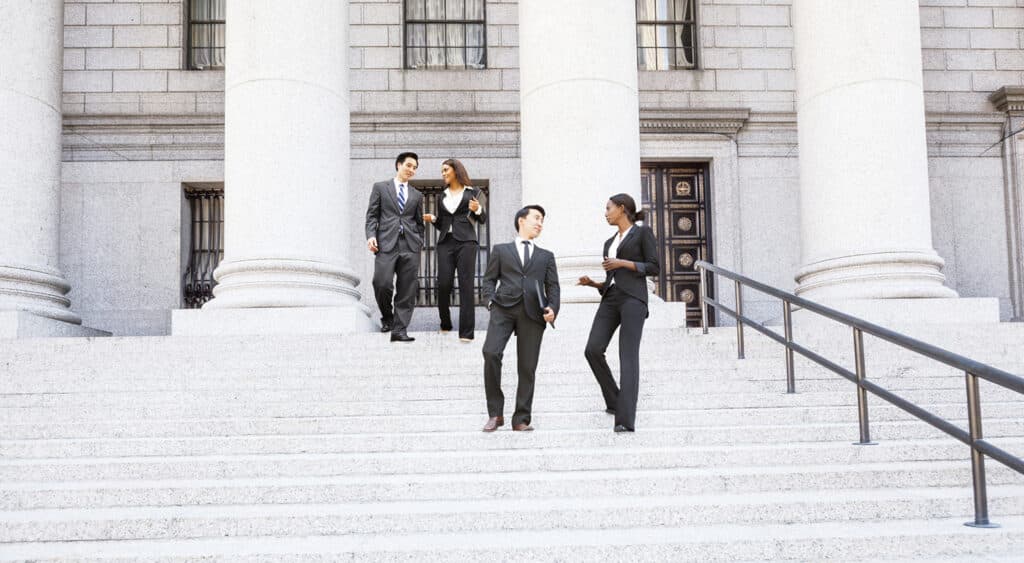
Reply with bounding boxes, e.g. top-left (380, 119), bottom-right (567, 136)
top-left (512, 423), bottom-right (534, 432)
top-left (482, 416), bottom-right (504, 432)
